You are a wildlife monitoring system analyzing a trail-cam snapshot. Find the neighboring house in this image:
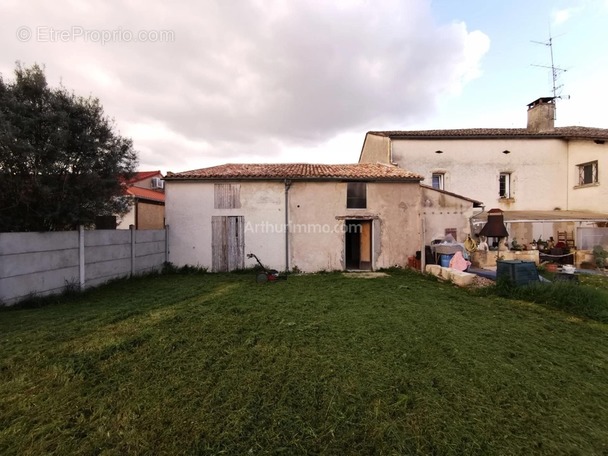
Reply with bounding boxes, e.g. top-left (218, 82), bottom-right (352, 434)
top-left (164, 163), bottom-right (477, 272)
top-left (118, 171), bottom-right (166, 230)
top-left (359, 97), bottom-right (608, 249)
